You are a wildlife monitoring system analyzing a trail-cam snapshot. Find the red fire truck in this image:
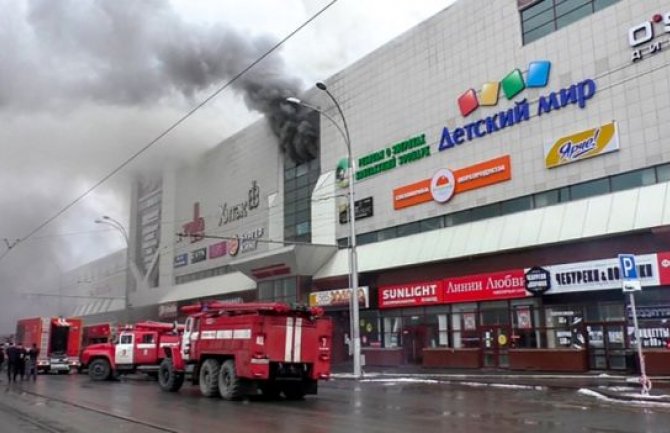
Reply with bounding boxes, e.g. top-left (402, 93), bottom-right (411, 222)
top-left (158, 302), bottom-right (332, 400)
top-left (81, 321), bottom-right (181, 381)
top-left (82, 323), bottom-right (116, 348)
top-left (16, 317), bottom-right (83, 374)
